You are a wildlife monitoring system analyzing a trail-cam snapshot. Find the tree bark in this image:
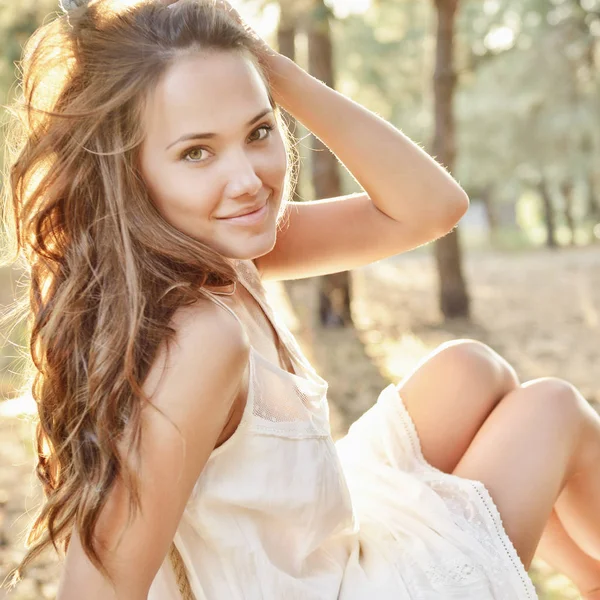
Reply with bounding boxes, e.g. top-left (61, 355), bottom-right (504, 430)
top-left (307, 0), bottom-right (352, 327)
top-left (538, 176), bottom-right (558, 248)
top-left (307, 1), bottom-right (339, 193)
top-left (432, 0), bottom-right (470, 319)
top-left (560, 180), bottom-right (576, 245)
top-left (277, 3), bottom-right (296, 63)
top-left (586, 173), bottom-right (600, 220)
top-left (277, 1), bottom-right (302, 202)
